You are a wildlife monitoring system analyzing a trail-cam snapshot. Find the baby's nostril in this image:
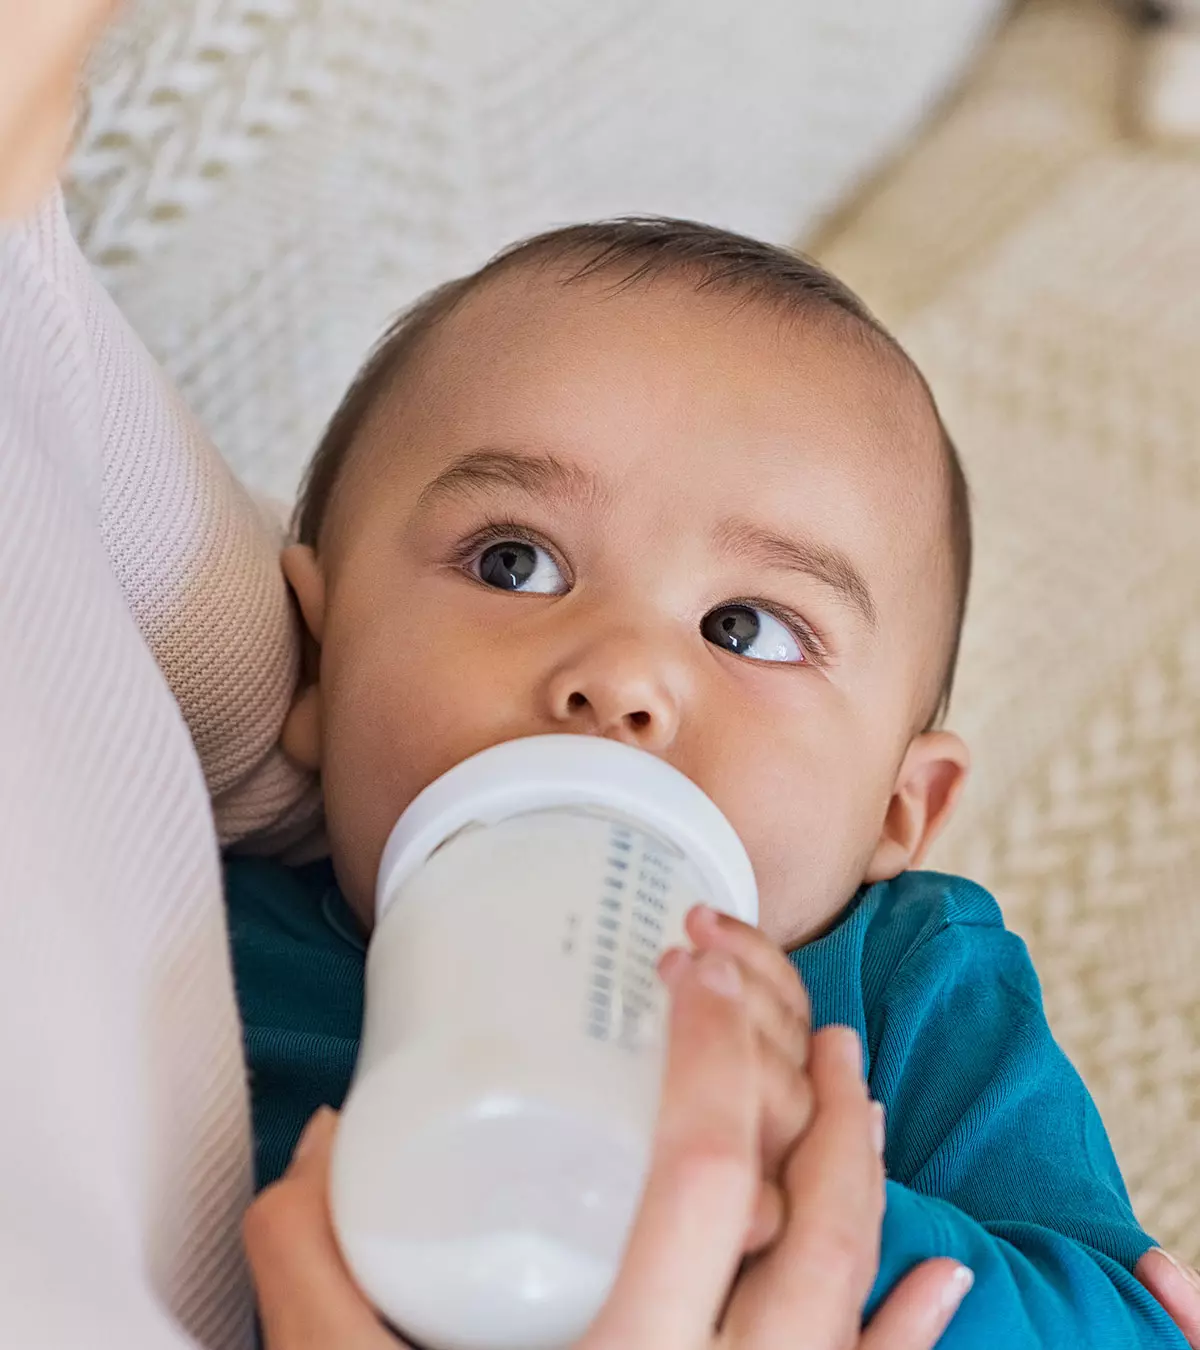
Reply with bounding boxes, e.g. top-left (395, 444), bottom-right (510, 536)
top-left (628, 711), bottom-right (651, 730)
top-left (567, 691), bottom-right (588, 711)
